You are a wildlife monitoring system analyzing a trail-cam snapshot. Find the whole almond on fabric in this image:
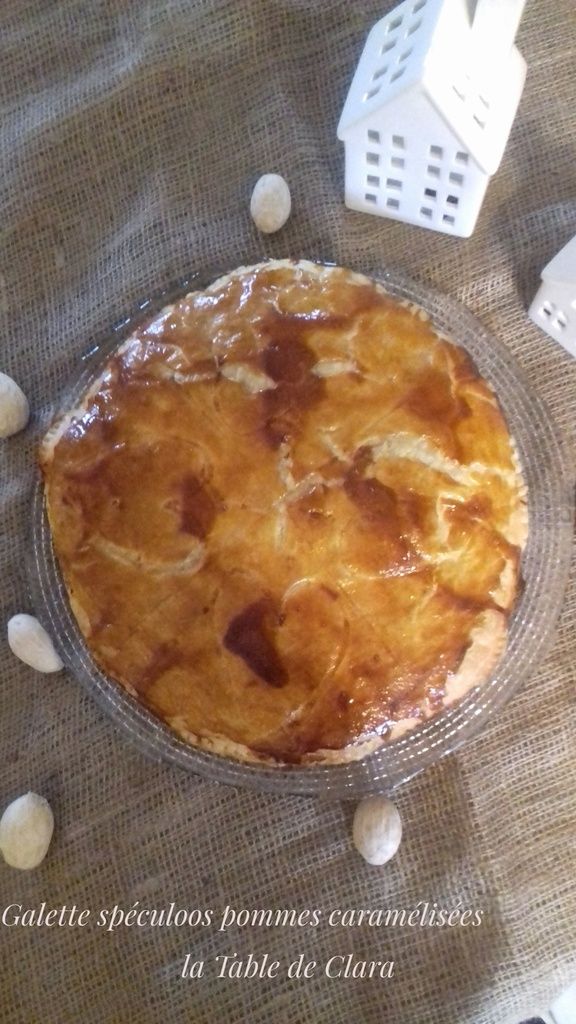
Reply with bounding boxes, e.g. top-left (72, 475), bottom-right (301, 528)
top-left (0, 371), bottom-right (29, 438)
top-left (7, 614), bottom-right (64, 673)
top-left (0, 793), bottom-right (54, 870)
top-left (250, 173), bottom-right (292, 233)
top-left (352, 796), bottom-right (402, 866)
